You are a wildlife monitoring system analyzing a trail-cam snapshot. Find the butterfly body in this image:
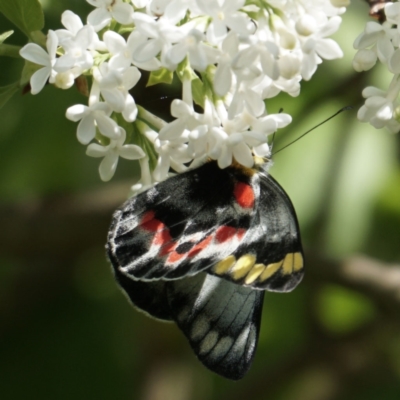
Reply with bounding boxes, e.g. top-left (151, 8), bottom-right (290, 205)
top-left (107, 160), bottom-right (304, 379)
